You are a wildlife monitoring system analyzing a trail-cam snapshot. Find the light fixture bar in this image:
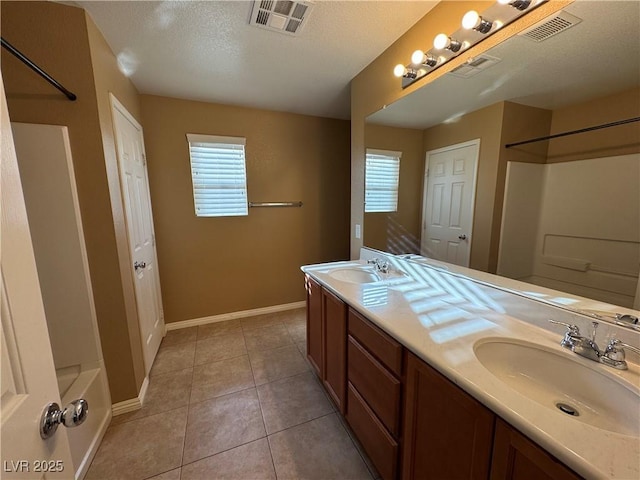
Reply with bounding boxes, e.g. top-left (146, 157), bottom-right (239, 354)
top-left (397, 0), bottom-right (546, 89)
